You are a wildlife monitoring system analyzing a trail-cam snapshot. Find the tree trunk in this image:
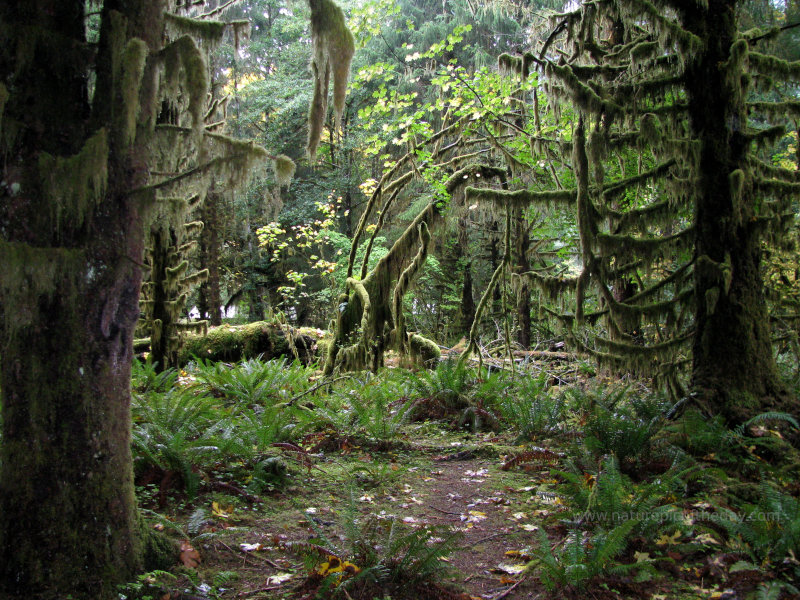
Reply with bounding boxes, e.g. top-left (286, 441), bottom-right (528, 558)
top-left (512, 206), bottom-right (532, 349)
top-left (457, 217), bottom-right (475, 337)
top-left (200, 187), bottom-right (223, 326)
top-left (0, 1), bottom-right (174, 596)
top-left (683, 0), bottom-right (798, 423)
